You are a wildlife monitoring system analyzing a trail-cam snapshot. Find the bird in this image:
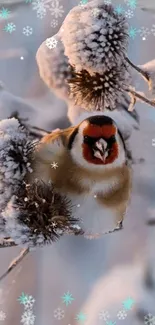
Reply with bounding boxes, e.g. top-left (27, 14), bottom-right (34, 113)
top-left (30, 114), bottom-right (132, 237)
